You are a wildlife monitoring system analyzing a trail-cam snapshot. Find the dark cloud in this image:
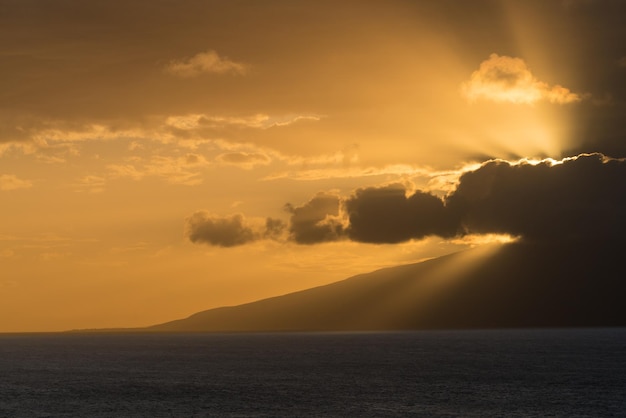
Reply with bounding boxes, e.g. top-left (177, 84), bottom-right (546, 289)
top-left (448, 153), bottom-right (626, 242)
top-left (344, 153), bottom-right (626, 244)
top-left (285, 192), bottom-right (344, 244)
top-left (185, 212), bottom-right (258, 247)
top-left (188, 153), bottom-right (626, 247)
top-left (293, 153), bottom-right (626, 245)
top-left (345, 185), bottom-right (455, 243)
top-left (264, 217), bottom-right (286, 239)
